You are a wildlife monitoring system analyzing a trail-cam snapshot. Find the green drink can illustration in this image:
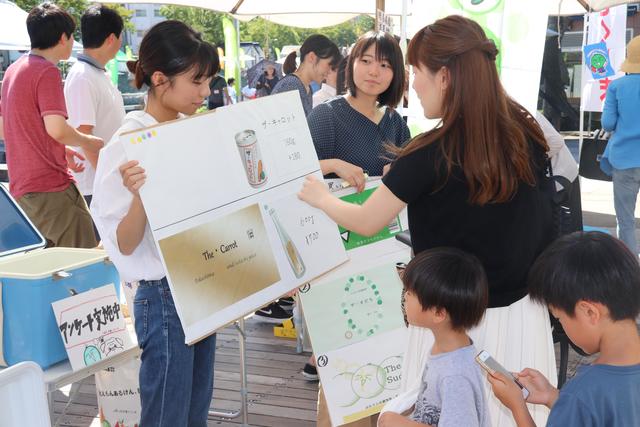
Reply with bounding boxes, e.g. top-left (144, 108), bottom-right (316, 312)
top-left (235, 130), bottom-right (267, 187)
